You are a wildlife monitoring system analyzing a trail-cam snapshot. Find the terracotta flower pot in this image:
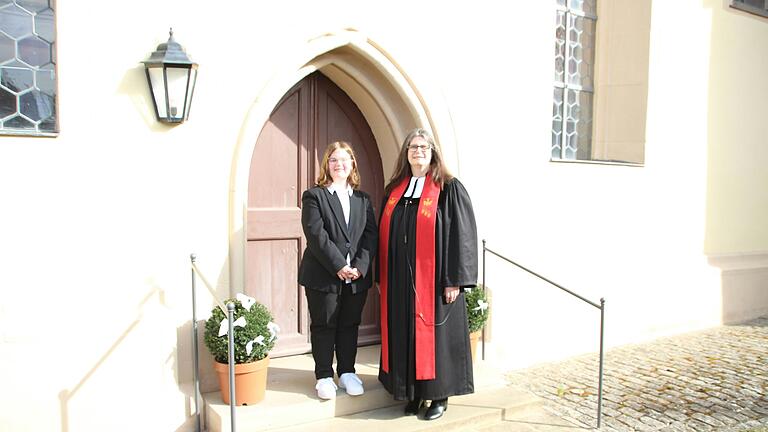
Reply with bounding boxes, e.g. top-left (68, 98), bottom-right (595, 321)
top-left (469, 331), bottom-right (481, 362)
top-left (214, 356), bottom-right (270, 405)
